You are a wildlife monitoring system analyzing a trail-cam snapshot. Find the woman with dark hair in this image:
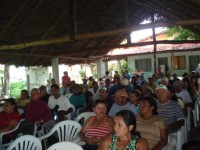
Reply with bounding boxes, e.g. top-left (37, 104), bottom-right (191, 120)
top-left (136, 97), bottom-right (168, 150)
top-left (17, 89), bottom-right (30, 108)
top-left (99, 110), bottom-right (149, 150)
top-left (79, 99), bottom-right (114, 150)
top-left (0, 98), bottom-right (20, 143)
top-left (129, 90), bottom-right (141, 113)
